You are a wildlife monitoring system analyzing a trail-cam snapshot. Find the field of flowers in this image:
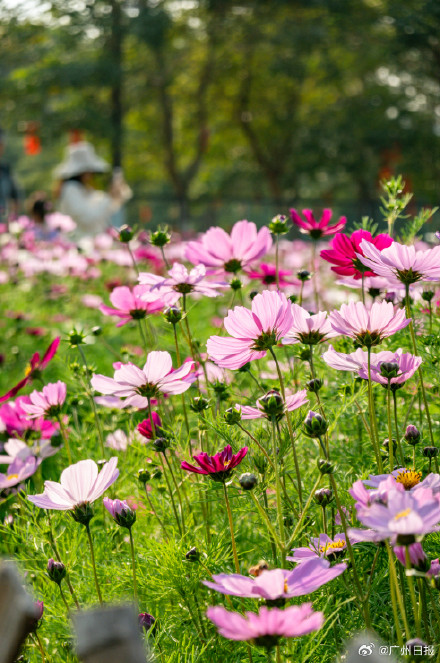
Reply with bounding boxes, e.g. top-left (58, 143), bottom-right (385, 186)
top-left (1, 180), bottom-right (440, 663)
